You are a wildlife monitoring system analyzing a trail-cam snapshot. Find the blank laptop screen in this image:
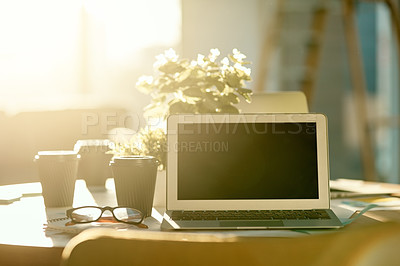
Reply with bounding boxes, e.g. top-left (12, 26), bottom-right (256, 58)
top-left (177, 122), bottom-right (319, 200)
